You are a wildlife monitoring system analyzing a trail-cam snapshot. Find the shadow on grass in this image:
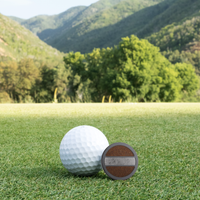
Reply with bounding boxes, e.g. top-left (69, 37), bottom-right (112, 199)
top-left (11, 164), bottom-right (111, 181)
